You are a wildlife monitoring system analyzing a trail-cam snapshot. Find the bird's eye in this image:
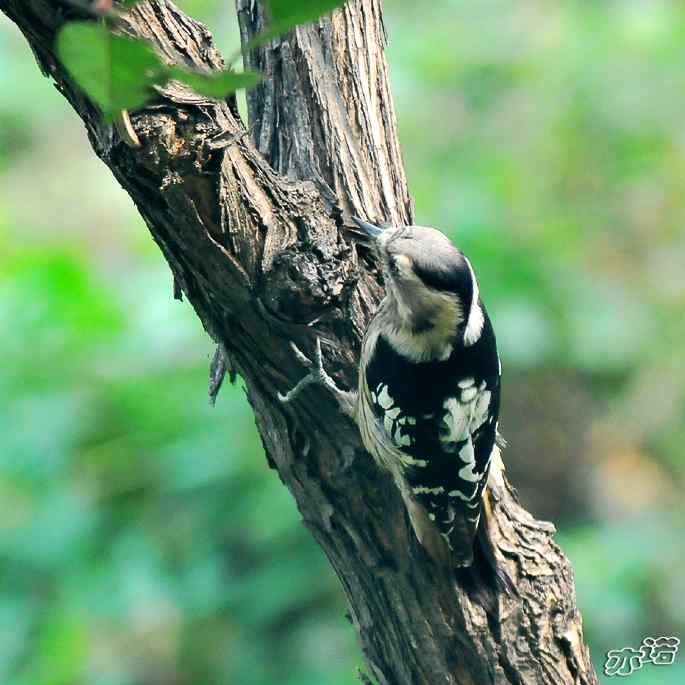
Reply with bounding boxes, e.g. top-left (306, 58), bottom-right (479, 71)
top-left (389, 256), bottom-right (402, 275)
